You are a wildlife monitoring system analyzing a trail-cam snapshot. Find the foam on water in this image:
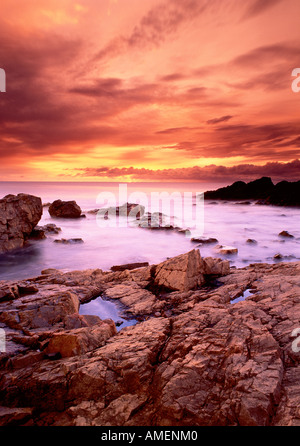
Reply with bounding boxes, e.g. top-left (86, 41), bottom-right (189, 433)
top-left (1, 181), bottom-right (300, 281)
